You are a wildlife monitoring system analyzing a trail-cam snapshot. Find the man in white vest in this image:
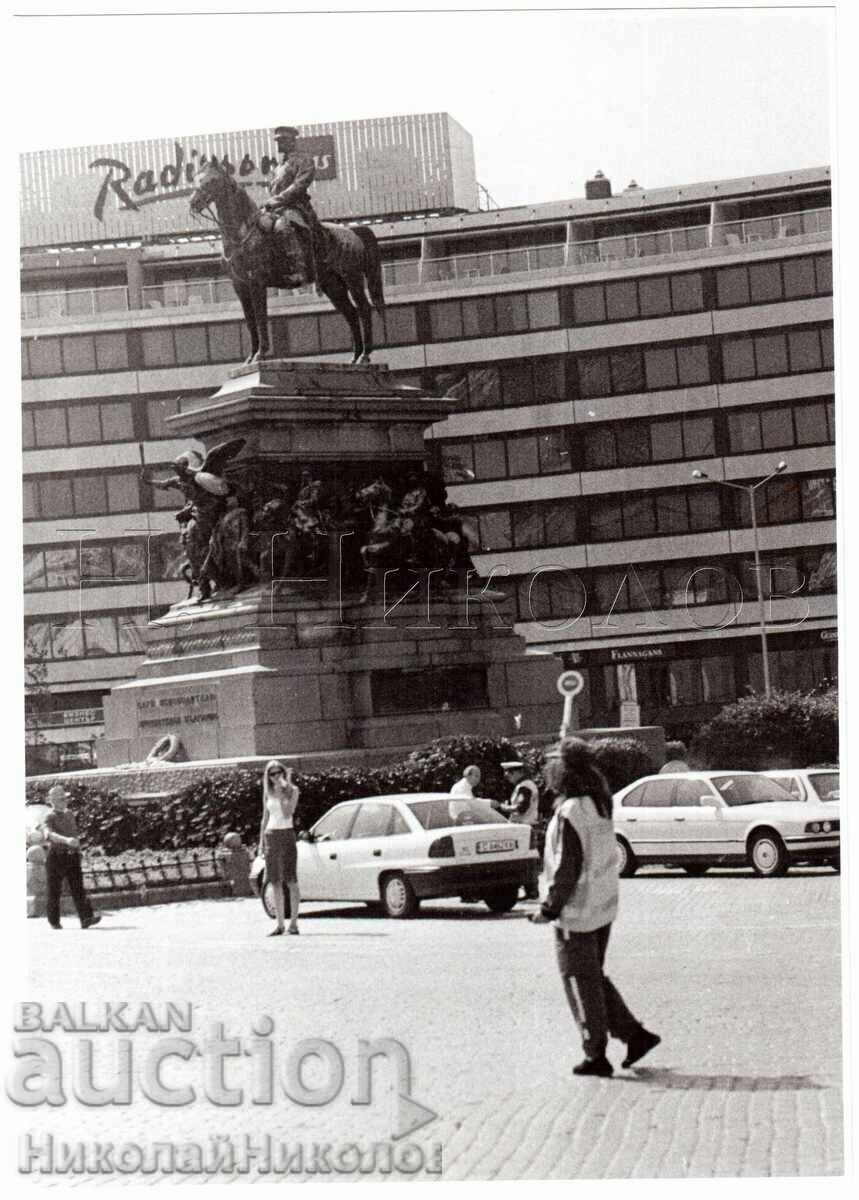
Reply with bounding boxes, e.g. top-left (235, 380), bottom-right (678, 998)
top-left (498, 761), bottom-right (541, 899)
top-left (530, 738), bottom-right (660, 1076)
